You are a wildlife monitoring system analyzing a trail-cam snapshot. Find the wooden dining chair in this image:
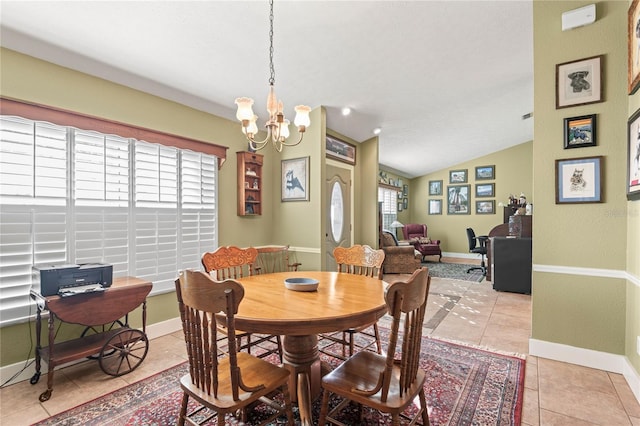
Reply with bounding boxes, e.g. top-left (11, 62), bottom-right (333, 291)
top-left (175, 270), bottom-right (294, 426)
top-left (318, 267), bottom-right (431, 426)
top-left (202, 246), bottom-right (283, 363)
top-left (254, 245), bottom-right (301, 274)
top-left (318, 244), bottom-right (385, 360)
